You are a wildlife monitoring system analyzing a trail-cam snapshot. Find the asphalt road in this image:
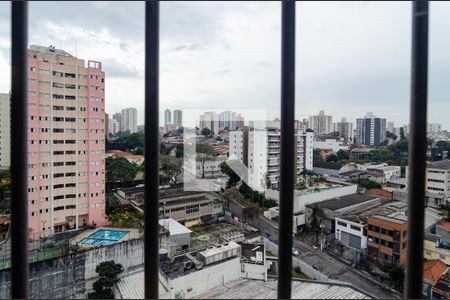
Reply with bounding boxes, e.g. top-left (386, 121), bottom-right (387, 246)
top-left (255, 215), bottom-right (401, 299)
